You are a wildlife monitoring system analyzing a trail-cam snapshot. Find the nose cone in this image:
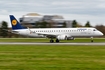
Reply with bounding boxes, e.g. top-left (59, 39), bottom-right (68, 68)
top-left (99, 32), bottom-right (104, 36)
